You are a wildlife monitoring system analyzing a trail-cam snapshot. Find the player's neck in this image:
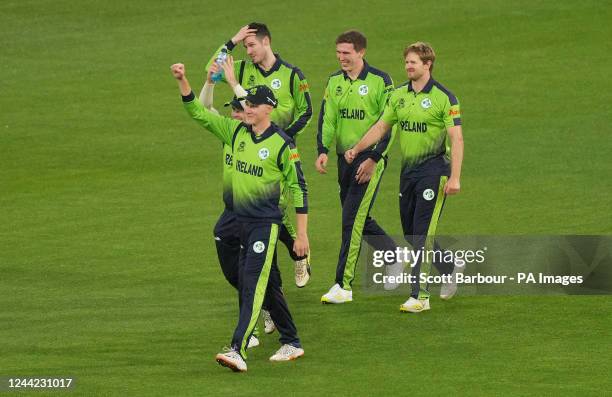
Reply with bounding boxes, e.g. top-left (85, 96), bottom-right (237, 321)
top-left (251, 119), bottom-right (271, 135)
top-left (259, 51), bottom-right (277, 71)
top-left (346, 59), bottom-right (365, 81)
top-left (411, 72), bottom-right (431, 93)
